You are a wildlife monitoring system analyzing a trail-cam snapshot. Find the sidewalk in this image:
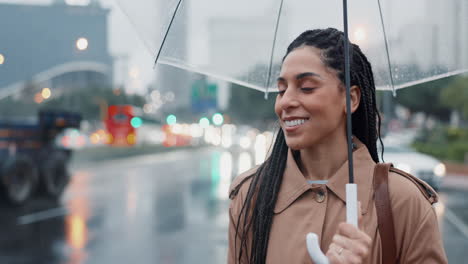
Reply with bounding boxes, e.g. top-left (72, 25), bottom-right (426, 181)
top-left (440, 161), bottom-right (468, 190)
top-left (441, 174), bottom-right (468, 190)
top-left (444, 161), bottom-right (468, 176)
